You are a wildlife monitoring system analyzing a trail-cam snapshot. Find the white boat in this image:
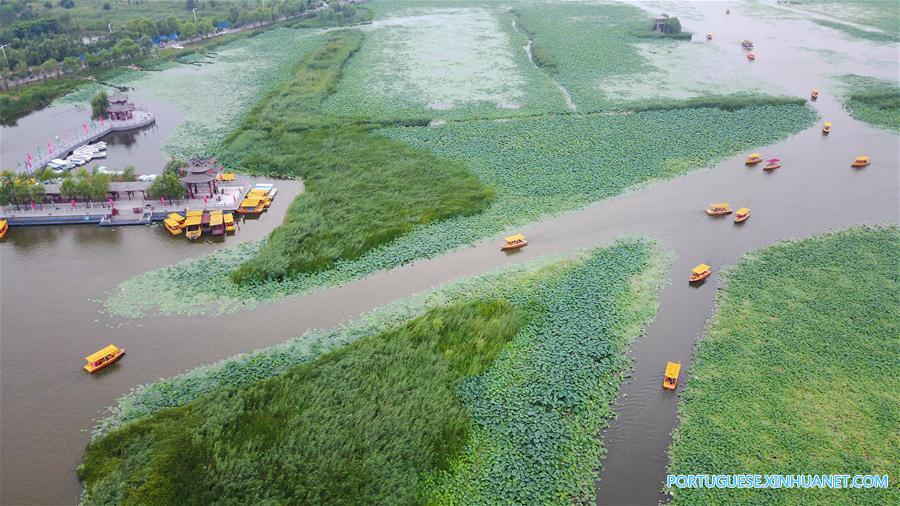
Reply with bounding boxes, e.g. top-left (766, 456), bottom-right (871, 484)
top-left (91, 151), bottom-right (107, 159)
top-left (68, 157), bottom-right (89, 166)
top-left (137, 174), bottom-right (158, 182)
